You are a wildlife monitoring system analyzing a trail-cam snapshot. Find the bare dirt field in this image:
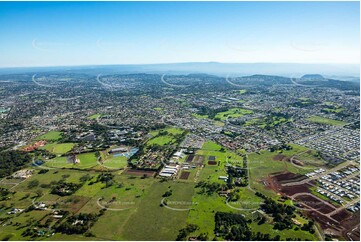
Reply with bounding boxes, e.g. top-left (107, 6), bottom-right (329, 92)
top-left (179, 171), bottom-right (190, 180)
top-left (295, 194), bottom-right (335, 214)
top-left (272, 171), bottom-right (306, 184)
top-left (193, 155), bottom-right (204, 167)
top-left (125, 169), bottom-right (156, 177)
top-left (272, 154), bottom-right (288, 161)
top-left (186, 155), bottom-right (194, 163)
